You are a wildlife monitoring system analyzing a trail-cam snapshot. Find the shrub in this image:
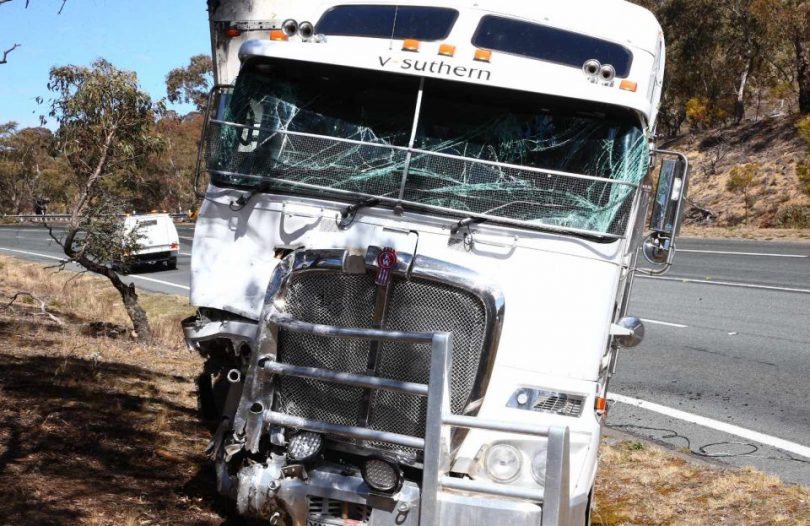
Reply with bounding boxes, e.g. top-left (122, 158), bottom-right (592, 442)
top-left (775, 205), bottom-right (810, 228)
top-left (796, 115), bottom-right (810, 147)
top-left (797, 160), bottom-right (810, 196)
top-left (726, 164), bottom-right (759, 223)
